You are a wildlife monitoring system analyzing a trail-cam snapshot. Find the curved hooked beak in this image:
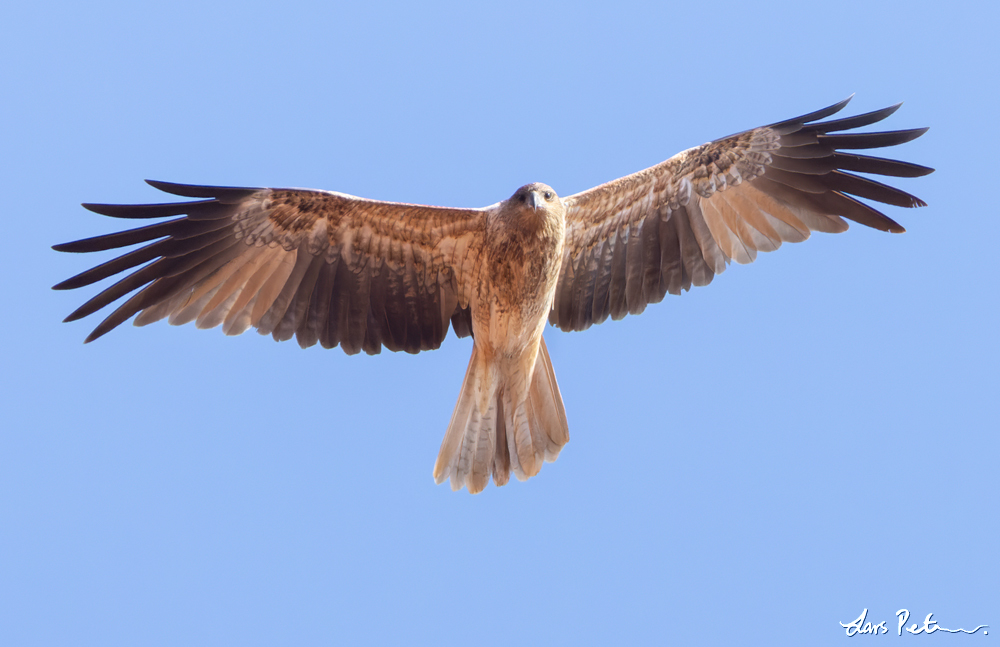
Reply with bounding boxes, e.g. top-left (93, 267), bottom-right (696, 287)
top-left (527, 190), bottom-right (542, 211)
